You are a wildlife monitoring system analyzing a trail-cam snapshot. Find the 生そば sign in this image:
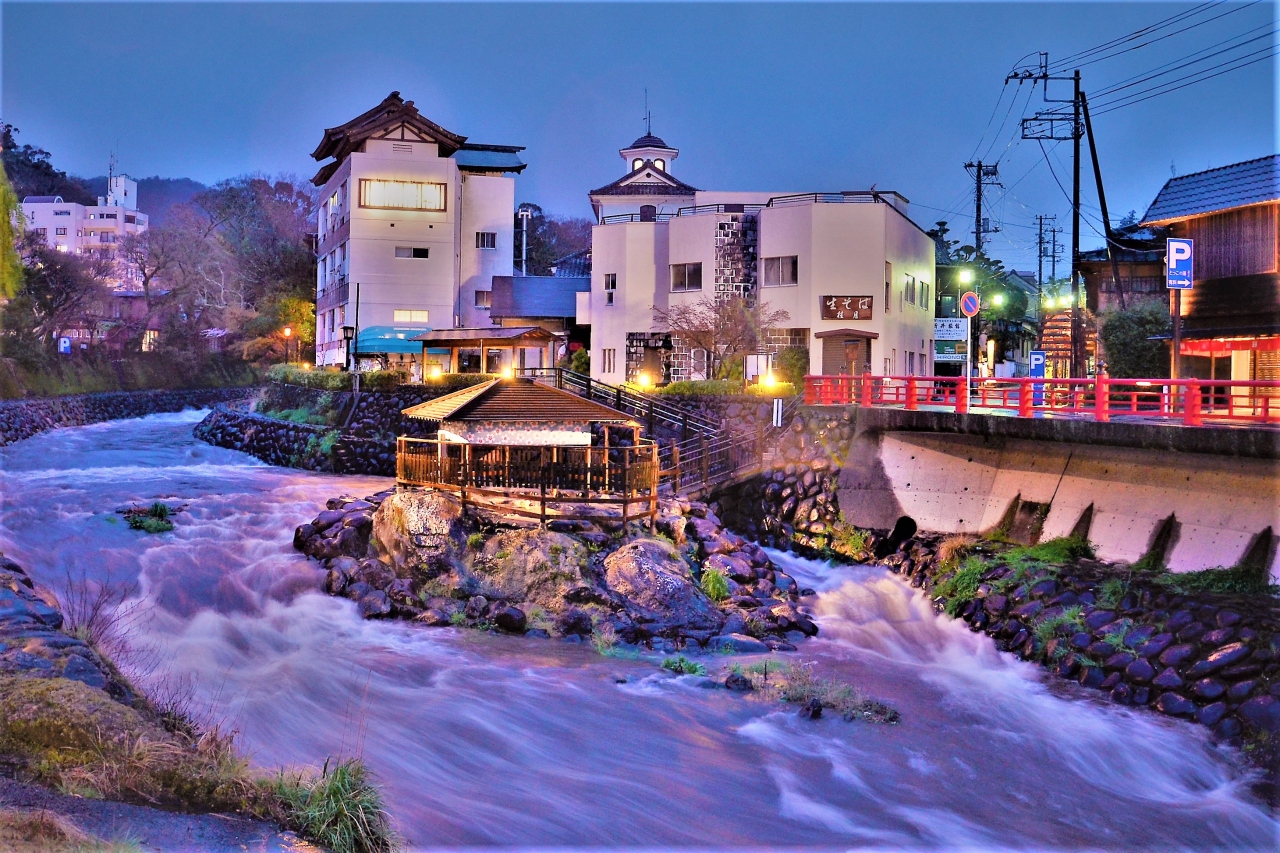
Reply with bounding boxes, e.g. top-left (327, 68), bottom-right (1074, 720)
top-left (821, 295), bottom-right (873, 321)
